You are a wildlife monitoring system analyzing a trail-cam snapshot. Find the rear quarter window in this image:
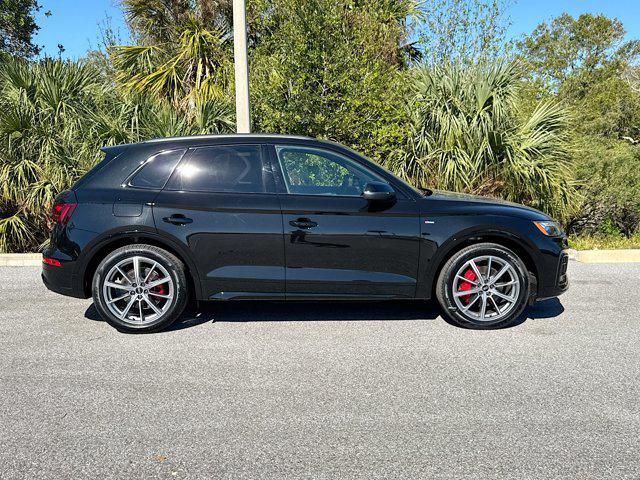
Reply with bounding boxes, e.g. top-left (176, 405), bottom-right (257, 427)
top-left (129, 149), bottom-right (186, 189)
top-left (71, 149), bottom-right (120, 190)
